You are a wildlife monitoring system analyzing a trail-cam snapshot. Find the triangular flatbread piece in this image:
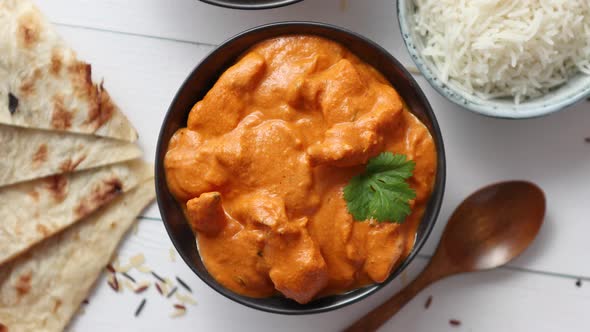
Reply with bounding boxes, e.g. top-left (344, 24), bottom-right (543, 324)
top-left (0, 179), bottom-right (155, 332)
top-left (0, 159), bottom-right (153, 266)
top-left (0, 0), bottom-right (138, 141)
top-left (0, 124), bottom-right (142, 186)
